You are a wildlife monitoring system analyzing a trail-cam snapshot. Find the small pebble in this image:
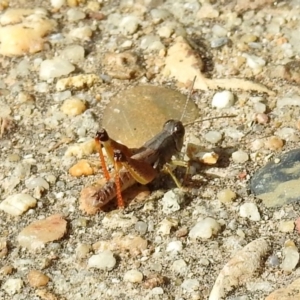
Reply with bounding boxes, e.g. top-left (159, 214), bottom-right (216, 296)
top-left (27, 270), bottom-right (50, 287)
top-left (239, 203), bottom-right (261, 221)
top-left (25, 177), bottom-right (49, 190)
top-left (0, 265), bottom-right (13, 275)
top-left (162, 189), bottom-right (183, 214)
top-left (265, 136), bottom-right (284, 150)
top-left (157, 218), bottom-right (178, 235)
top-left (2, 278), bottom-right (23, 295)
top-left (181, 278), bottom-right (200, 292)
top-left (166, 241), bottom-right (183, 253)
top-left (60, 45), bottom-right (85, 62)
top-left (68, 26), bottom-right (93, 40)
top-left (189, 217), bottom-right (221, 239)
top-left (212, 91), bottom-right (235, 109)
top-left (88, 250), bottom-right (116, 270)
top-left (151, 287), bottom-right (164, 295)
top-left (51, 0), bottom-right (66, 9)
top-left (135, 221), bottom-right (148, 235)
top-left (40, 58), bottom-right (75, 80)
top-left (232, 150), bottom-right (249, 163)
top-left (211, 37), bottom-right (229, 48)
top-left (76, 243), bottom-right (91, 259)
top-left (150, 8), bottom-right (171, 23)
top-left (0, 193), bottom-right (36, 216)
top-left (281, 240), bottom-right (299, 272)
top-left (253, 102), bottom-right (266, 113)
top-left (204, 131), bottom-right (222, 144)
top-left (267, 255), bottom-right (280, 267)
top-left (119, 16), bottom-right (140, 35)
top-left (217, 189), bottom-right (236, 203)
top-left (67, 8), bottom-right (86, 22)
top-left (212, 24), bottom-right (227, 37)
top-left (61, 97), bottom-right (86, 116)
top-left (65, 139), bottom-right (96, 158)
top-left (123, 270), bottom-right (143, 283)
top-left (172, 259), bottom-right (188, 275)
top-left (56, 74), bottom-right (101, 91)
top-left (278, 221), bottom-right (295, 233)
top-left (140, 35), bottom-right (164, 51)
top-left (256, 113), bottom-right (269, 124)
top-left (243, 53), bottom-right (266, 70)
top-left (17, 214), bottom-right (67, 251)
